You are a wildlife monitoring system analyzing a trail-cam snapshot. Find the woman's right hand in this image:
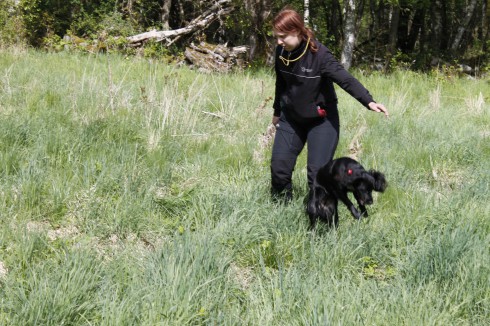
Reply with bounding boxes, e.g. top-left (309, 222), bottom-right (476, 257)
top-left (272, 115), bottom-right (280, 126)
